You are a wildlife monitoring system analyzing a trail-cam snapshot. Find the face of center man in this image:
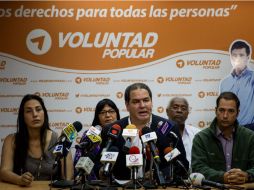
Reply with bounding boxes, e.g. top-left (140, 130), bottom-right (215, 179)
top-left (125, 88), bottom-right (152, 126)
